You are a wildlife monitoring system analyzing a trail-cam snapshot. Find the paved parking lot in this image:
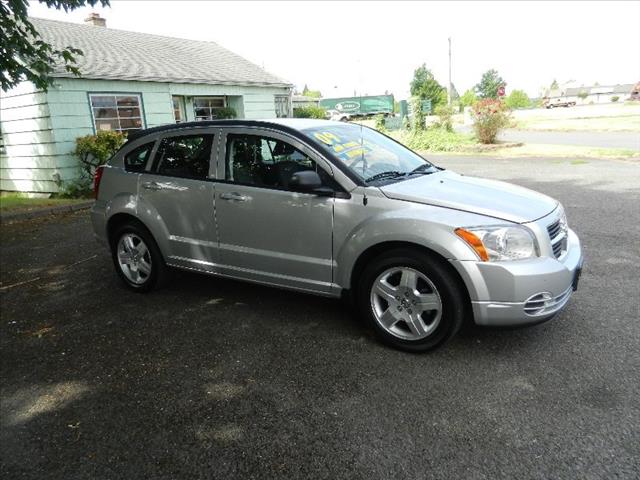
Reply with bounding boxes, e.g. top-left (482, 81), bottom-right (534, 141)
top-left (1, 156), bottom-right (639, 479)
